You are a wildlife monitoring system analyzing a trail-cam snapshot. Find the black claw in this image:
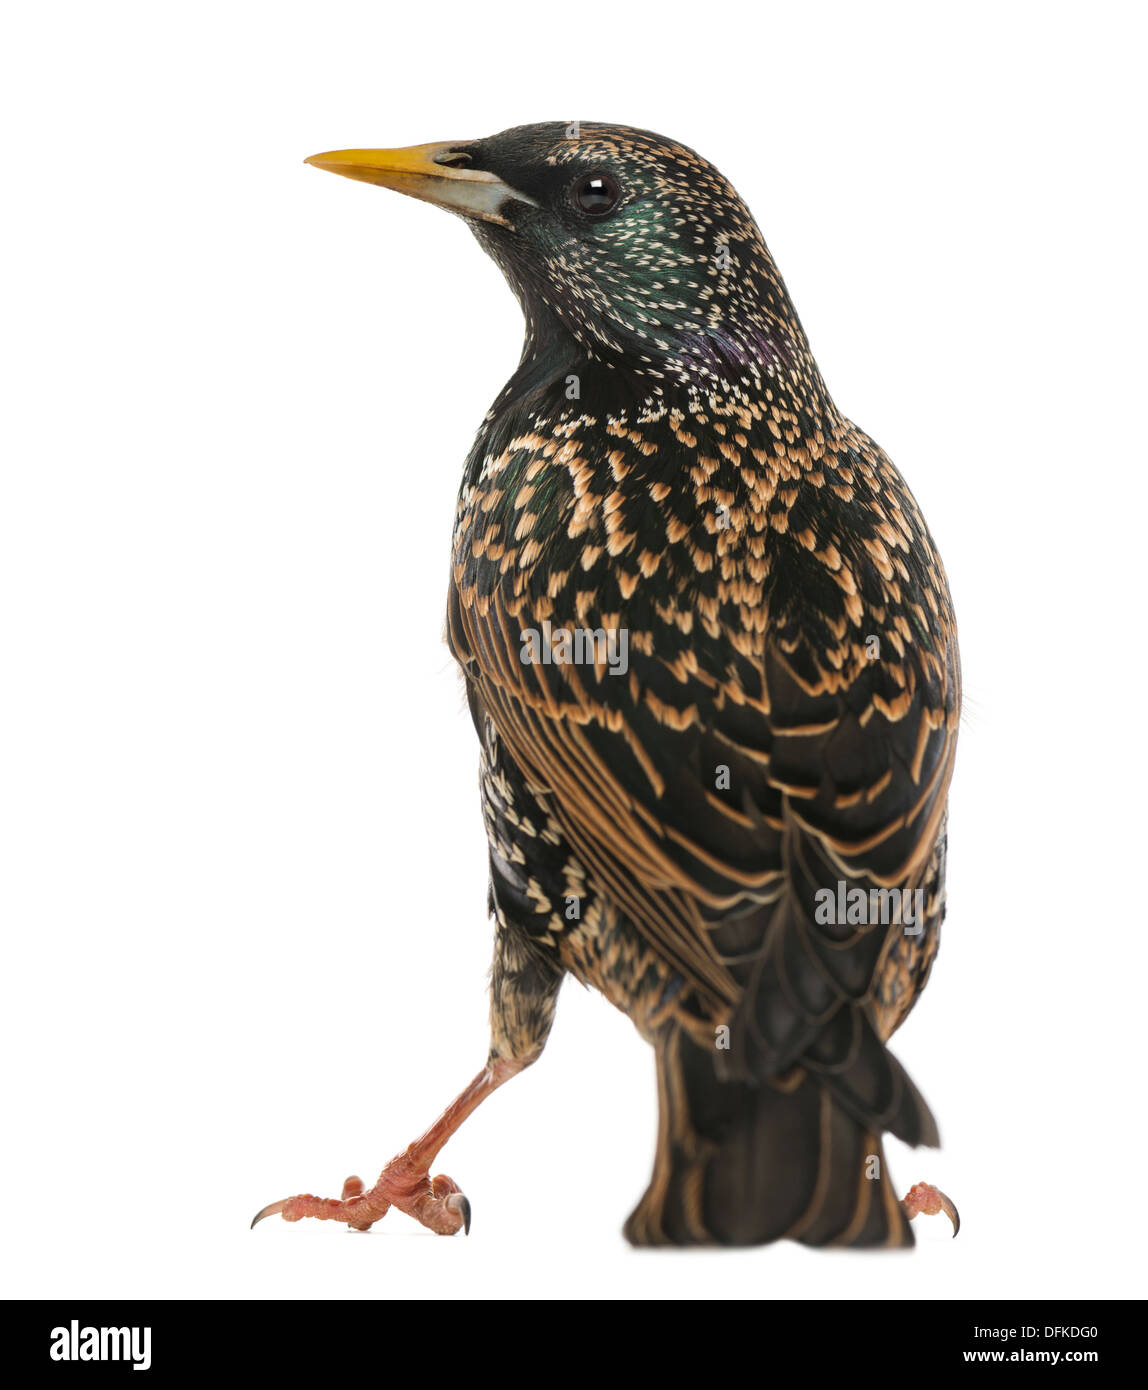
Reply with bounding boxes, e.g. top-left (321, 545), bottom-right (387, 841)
top-left (936, 1188), bottom-right (960, 1238)
top-left (460, 1195), bottom-right (472, 1235)
top-left (250, 1200), bottom-right (285, 1230)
